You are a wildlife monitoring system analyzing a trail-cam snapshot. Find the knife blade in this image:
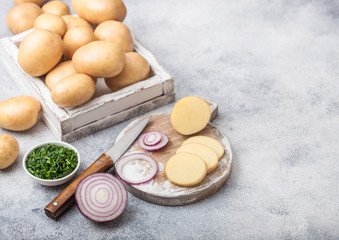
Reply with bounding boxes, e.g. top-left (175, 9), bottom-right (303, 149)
top-left (44, 115), bottom-right (151, 220)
